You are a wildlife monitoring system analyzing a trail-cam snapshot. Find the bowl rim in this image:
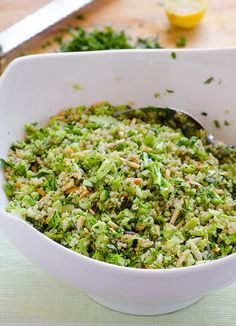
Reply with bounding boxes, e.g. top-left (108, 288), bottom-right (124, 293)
top-left (2, 46), bottom-right (236, 82)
